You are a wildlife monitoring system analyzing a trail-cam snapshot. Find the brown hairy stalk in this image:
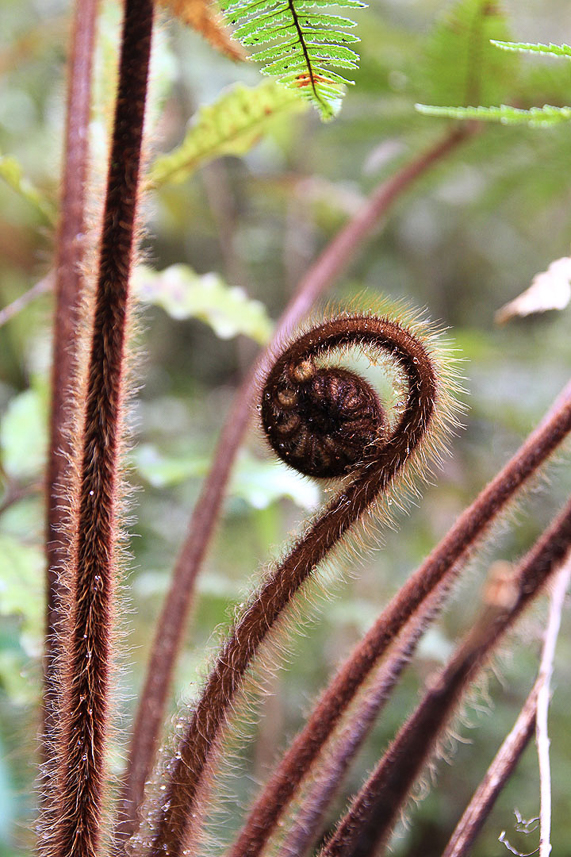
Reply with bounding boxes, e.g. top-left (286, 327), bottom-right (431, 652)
top-left (441, 681), bottom-right (538, 857)
top-left (321, 495), bottom-right (571, 857)
top-left (114, 127), bottom-right (473, 847)
top-left (146, 312), bottom-right (445, 857)
top-left (277, 584), bottom-right (446, 857)
top-left (43, 0), bottom-right (99, 766)
top-left (46, 3), bottom-right (154, 857)
top-left (227, 378), bottom-right (571, 857)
